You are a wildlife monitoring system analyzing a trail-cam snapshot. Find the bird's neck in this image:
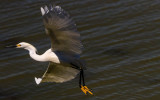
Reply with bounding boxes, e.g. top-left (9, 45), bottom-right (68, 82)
top-left (26, 46), bottom-right (48, 62)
